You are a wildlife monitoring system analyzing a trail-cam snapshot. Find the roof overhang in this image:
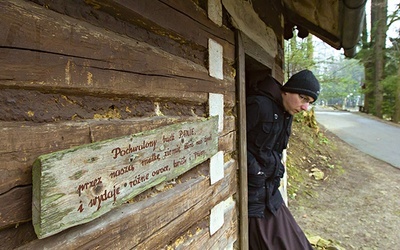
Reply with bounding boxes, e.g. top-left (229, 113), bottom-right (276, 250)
top-left (282, 0), bottom-right (366, 57)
